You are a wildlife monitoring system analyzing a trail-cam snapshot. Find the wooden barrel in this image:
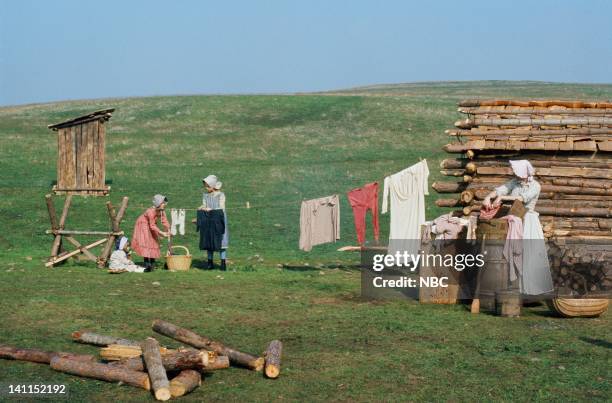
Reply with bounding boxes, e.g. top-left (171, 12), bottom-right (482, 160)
top-left (476, 219), bottom-right (510, 311)
top-left (548, 298), bottom-right (609, 318)
top-left (496, 290), bottom-right (521, 317)
top-left (476, 219), bottom-right (508, 241)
